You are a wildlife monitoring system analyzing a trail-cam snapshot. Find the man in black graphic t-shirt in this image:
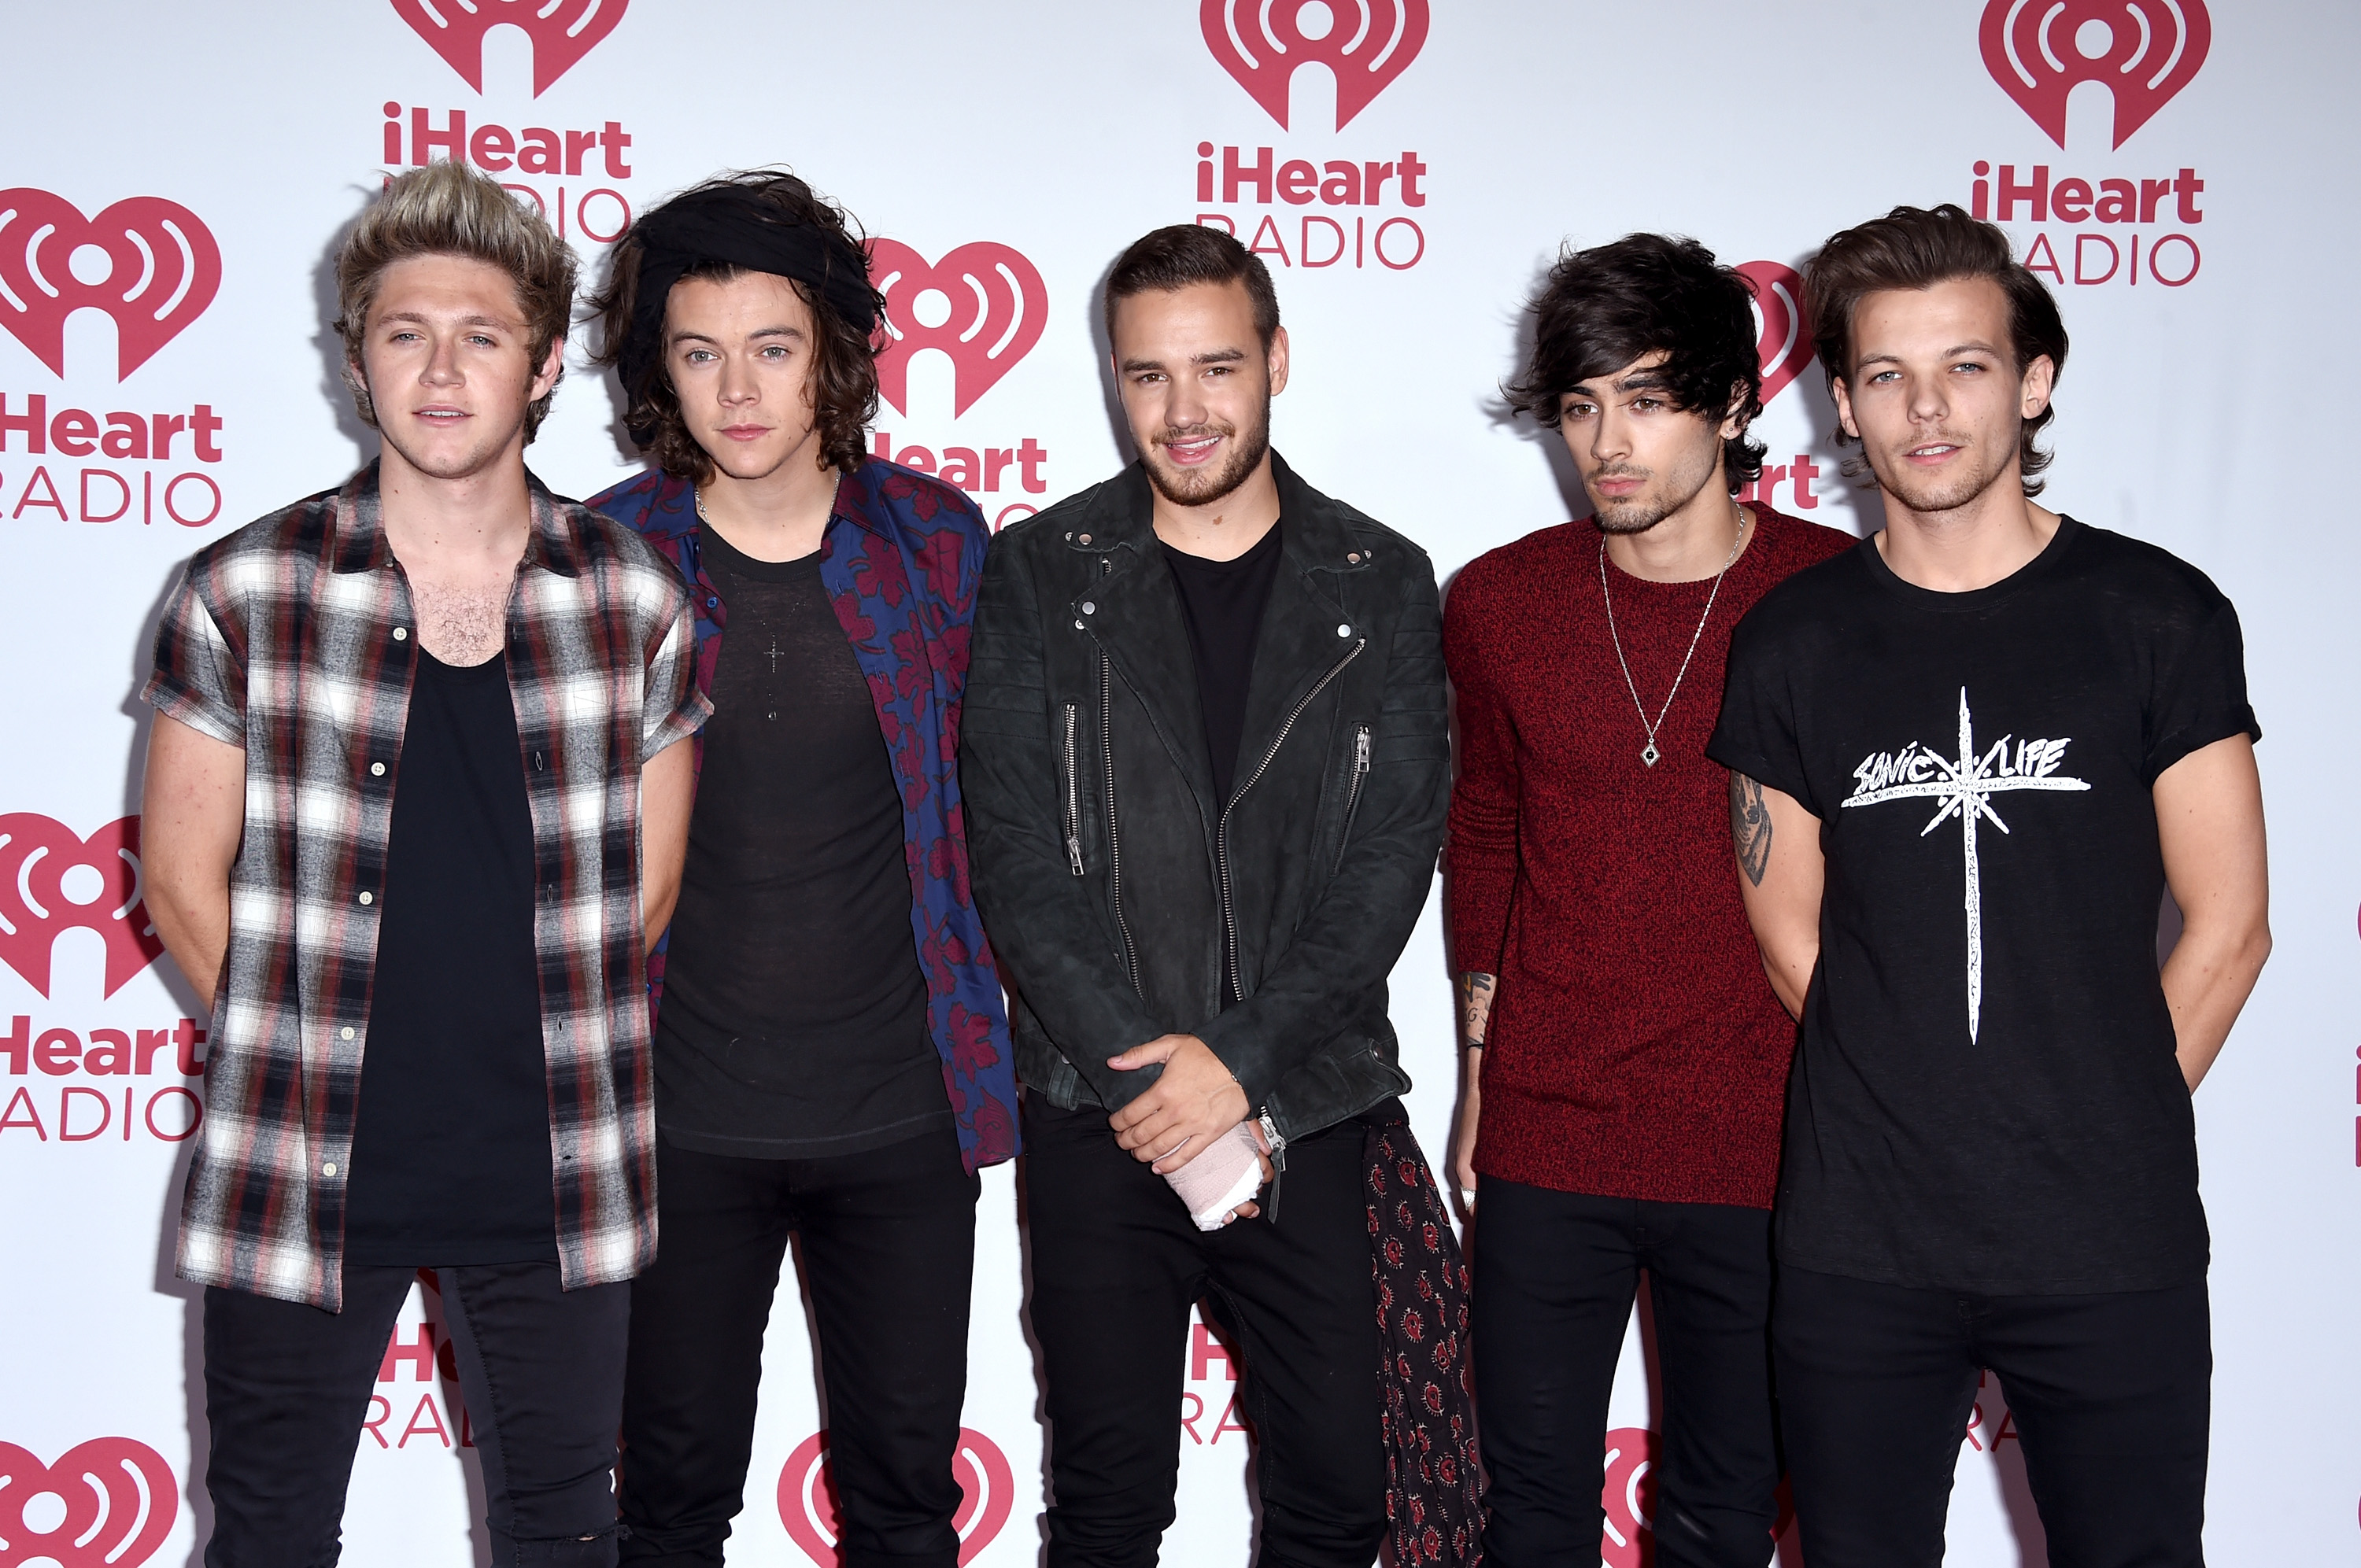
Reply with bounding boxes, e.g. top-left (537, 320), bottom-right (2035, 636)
top-left (1709, 205), bottom-right (2270, 1568)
